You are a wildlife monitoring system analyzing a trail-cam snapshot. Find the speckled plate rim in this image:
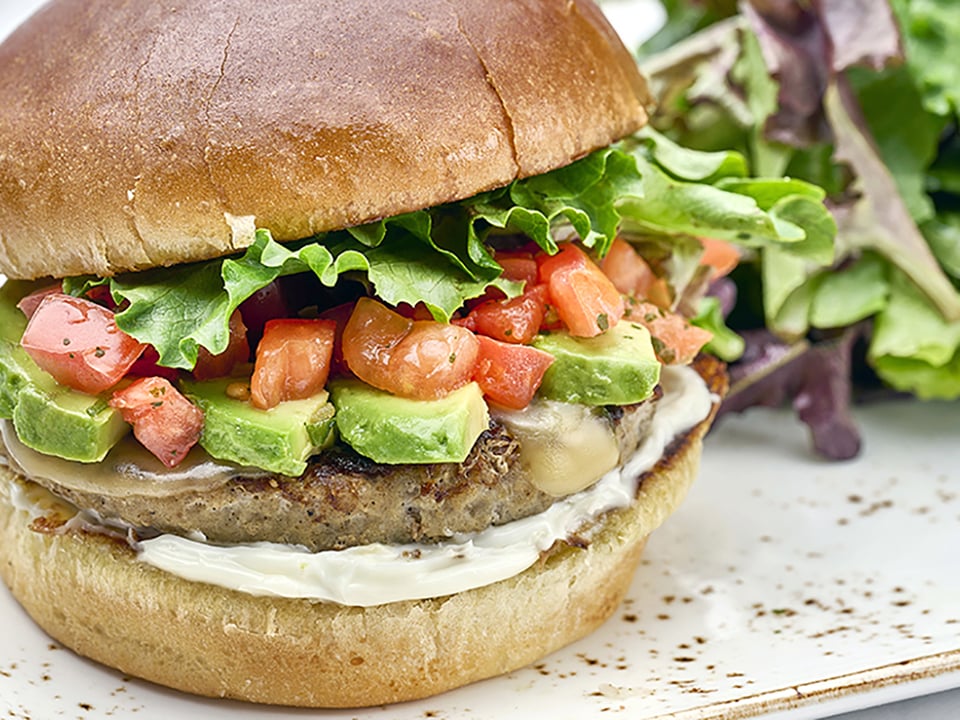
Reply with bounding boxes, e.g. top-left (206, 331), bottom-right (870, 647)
top-left (652, 651), bottom-right (960, 720)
